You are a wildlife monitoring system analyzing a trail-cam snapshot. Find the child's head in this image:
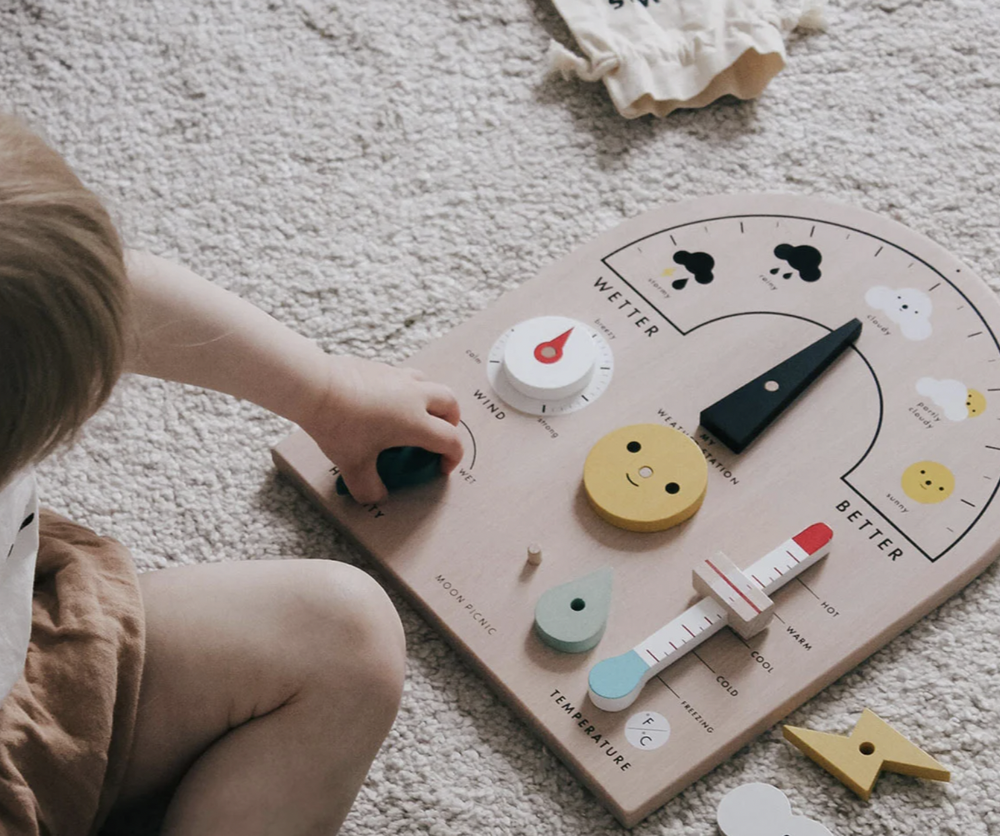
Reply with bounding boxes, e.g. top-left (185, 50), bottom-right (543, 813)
top-left (0, 114), bottom-right (130, 483)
